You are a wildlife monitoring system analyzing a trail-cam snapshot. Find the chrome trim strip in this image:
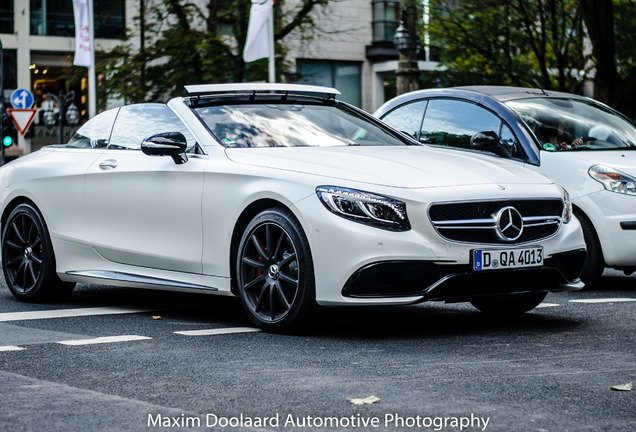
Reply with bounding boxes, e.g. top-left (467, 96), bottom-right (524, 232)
top-left (433, 218), bottom-right (495, 226)
top-left (523, 215), bottom-right (561, 223)
top-left (523, 220), bottom-right (560, 228)
top-left (65, 270), bottom-right (217, 291)
top-left (433, 216), bottom-right (560, 227)
top-left (436, 226), bottom-right (494, 230)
